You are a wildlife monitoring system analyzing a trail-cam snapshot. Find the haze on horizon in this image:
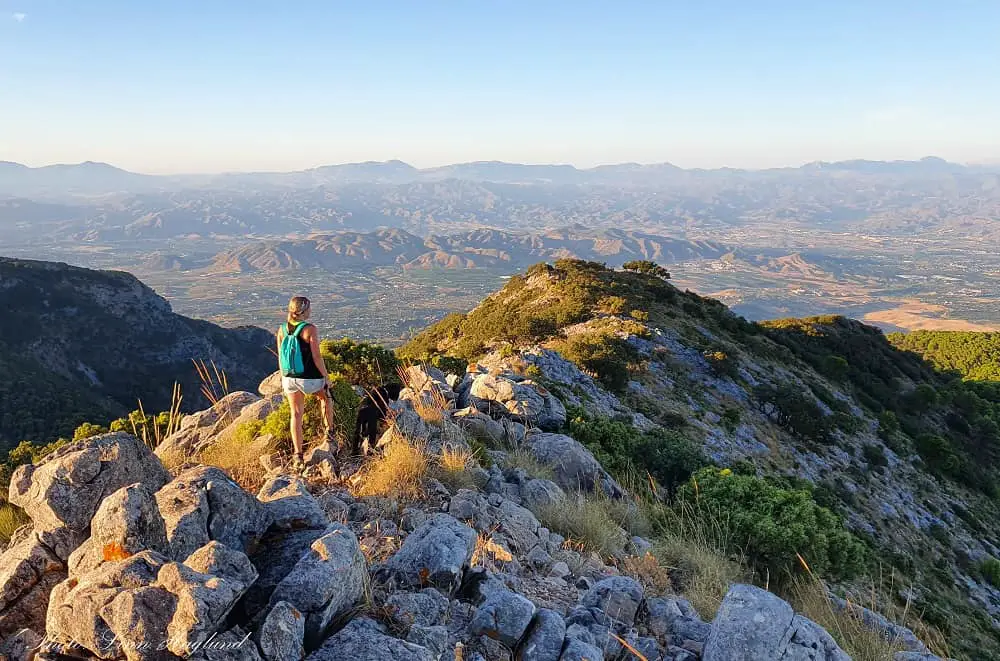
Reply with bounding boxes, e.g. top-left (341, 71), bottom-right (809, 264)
top-left (2, 0), bottom-right (999, 174)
